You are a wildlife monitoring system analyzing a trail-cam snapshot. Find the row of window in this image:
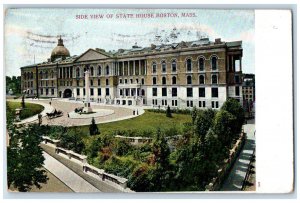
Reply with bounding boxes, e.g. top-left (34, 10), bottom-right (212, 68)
top-left (24, 81), bottom-right (34, 88)
top-left (40, 88), bottom-right (55, 95)
top-left (76, 88), bottom-right (110, 96)
top-left (152, 56), bottom-right (218, 74)
top-left (152, 99), bottom-right (219, 109)
top-left (152, 87), bottom-right (219, 98)
top-left (119, 78), bottom-right (145, 85)
top-left (23, 72), bottom-right (34, 80)
top-left (152, 74), bottom-right (218, 85)
top-left (76, 65), bottom-right (110, 78)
